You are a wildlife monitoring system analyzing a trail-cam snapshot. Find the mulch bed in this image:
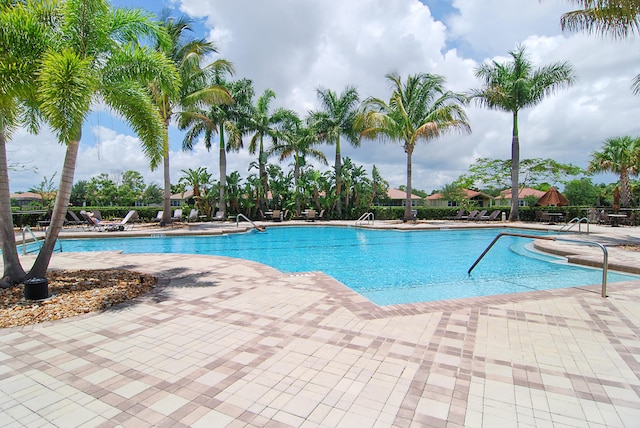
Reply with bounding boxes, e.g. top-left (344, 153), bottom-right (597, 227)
top-left (0, 270), bottom-right (157, 328)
